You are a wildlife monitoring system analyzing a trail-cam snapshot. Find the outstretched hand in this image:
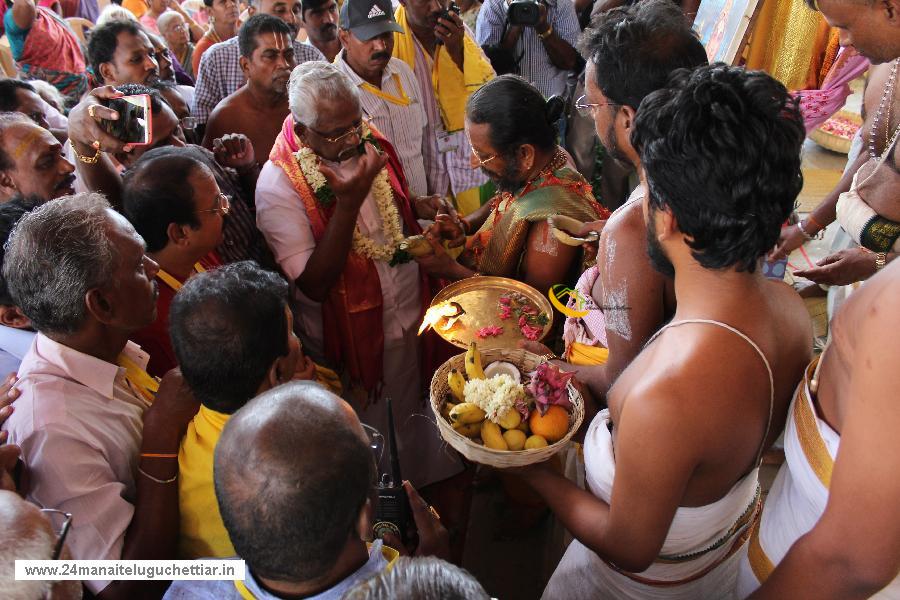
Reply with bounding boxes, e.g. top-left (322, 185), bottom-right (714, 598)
top-left (68, 86), bottom-right (130, 156)
top-left (793, 248), bottom-right (877, 286)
